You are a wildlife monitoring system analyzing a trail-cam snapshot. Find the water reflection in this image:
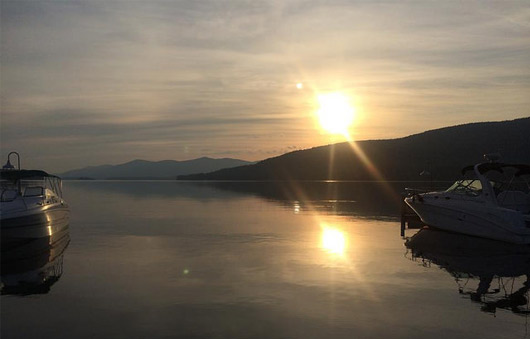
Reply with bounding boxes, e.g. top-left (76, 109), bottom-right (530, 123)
top-left (293, 201), bottom-right (301, 214)
top-left (74, 180), bottom-right (447, 220)
top-left (5, 181), bottom-right (525, 339)
top-left (321, 224), bottom-right (347, 255)
top-left (1, 227), bottom-right (70, 296)
top-left (406, 228), bottom-right (530, 316)
top-left (203, 181), bottom-right (413, 219)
